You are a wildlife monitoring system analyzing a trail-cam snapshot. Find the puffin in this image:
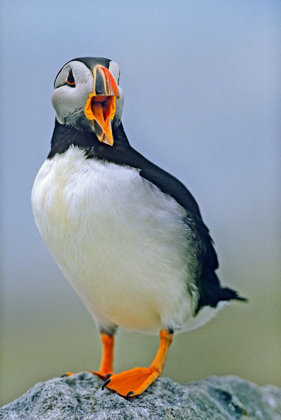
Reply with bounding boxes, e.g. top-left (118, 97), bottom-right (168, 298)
top-left (31, 57), bottom-right (246, 398)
